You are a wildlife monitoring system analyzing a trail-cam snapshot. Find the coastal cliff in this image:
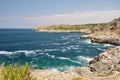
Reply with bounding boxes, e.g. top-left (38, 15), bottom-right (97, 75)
top-left (34, 23), bottom-right (105, 33)
top-left (81, 17), bottom-right (120, 46)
